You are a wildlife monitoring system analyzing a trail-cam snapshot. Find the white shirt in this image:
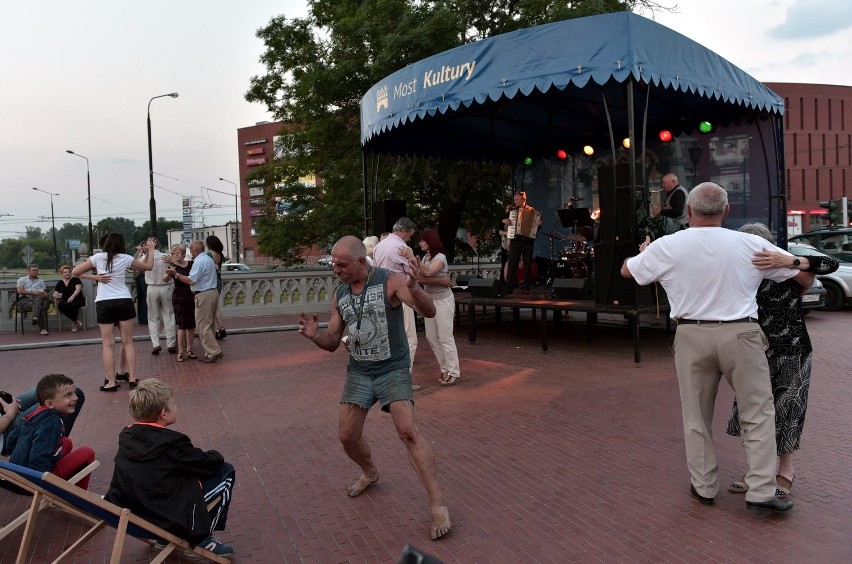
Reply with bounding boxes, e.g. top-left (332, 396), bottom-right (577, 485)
top-left (90, 252), bottom-right (135, 301)
top-left (626, 227), bottom-right (798, 320)
top-left (373, 233), bottom-right (410, 276)
top-left (143, 250), bottom-right (172, 285)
